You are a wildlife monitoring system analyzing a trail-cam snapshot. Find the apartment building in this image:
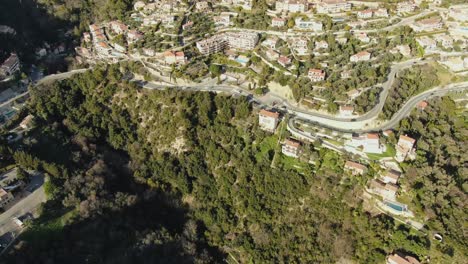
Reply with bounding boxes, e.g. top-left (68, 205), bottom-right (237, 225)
top-left (316, 0), bottom-right (352, 14)
top-left (0, 53), bottom-right (20, 77)
top-left (275, 0), bottom-right (308, 13)
top-left (196, 32), bottom-right (259, 55)
top-left (308, 68), bottom-right (326, 82)
top-left (272, 17), bottom-right (286, 27)
top-left (339, 105), bottom-right (354, 116)
top-left (224, 32), bottom-right (259, 50)
top-left (395, 135), bottom-right (416, 162)
top-left (282, 139), bottom-right (301, 158)
top-left (259, 109), bottom-right (280, 132)
top-left (294, 17), bottom-right (323, 31)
